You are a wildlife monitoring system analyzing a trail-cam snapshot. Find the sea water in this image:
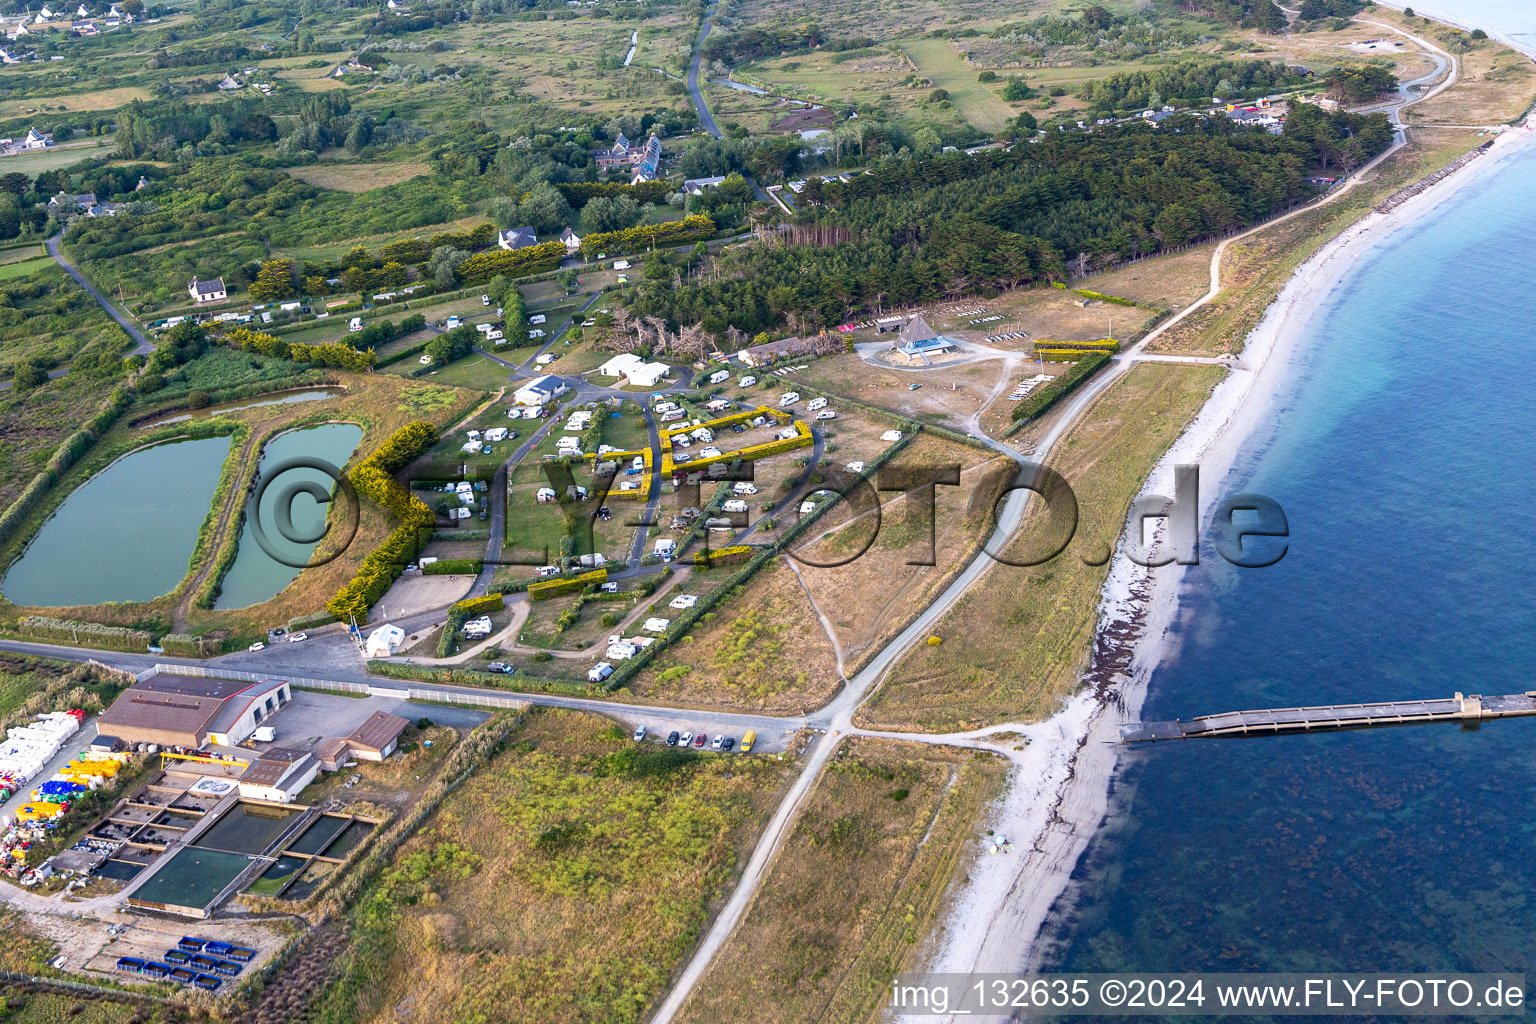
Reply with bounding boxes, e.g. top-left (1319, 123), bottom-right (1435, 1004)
top-left (1041, 123), bottom-right (1536, 978)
